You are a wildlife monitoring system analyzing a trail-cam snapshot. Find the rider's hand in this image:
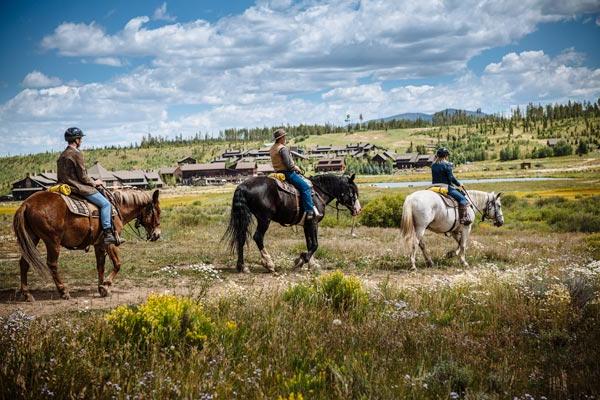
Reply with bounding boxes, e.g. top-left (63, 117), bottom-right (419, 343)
top-left (94, 179), bottom-right (104, 187)
top-left (294, 166), bottom-right (302, 174)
